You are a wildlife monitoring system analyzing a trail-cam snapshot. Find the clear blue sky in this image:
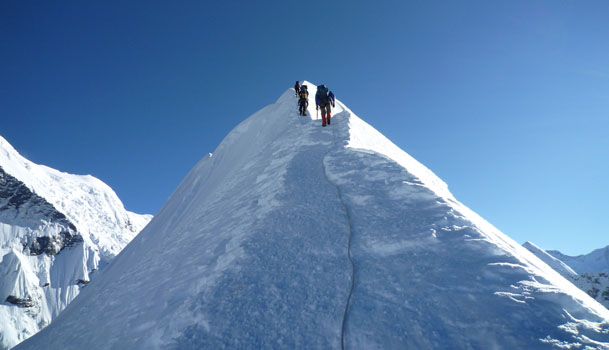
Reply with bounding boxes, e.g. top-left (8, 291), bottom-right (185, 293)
top-left (1, 1), bottom-right (607, 255)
